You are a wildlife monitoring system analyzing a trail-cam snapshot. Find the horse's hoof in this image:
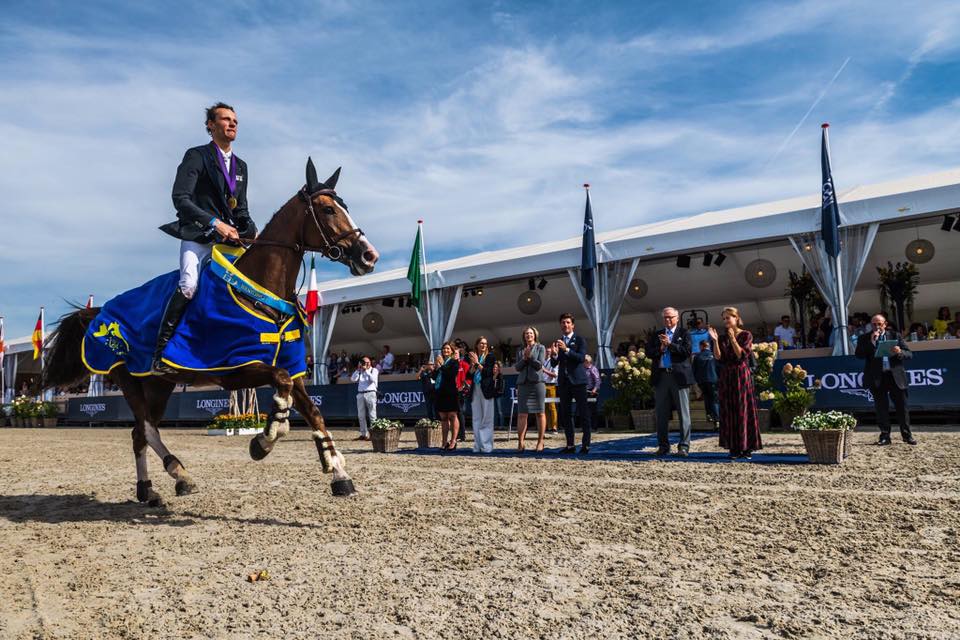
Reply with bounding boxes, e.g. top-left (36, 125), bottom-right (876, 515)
top-left (249, 436), bottom-right (270, 461)
top-left (331, 479), bottom-right (357, 497)
top-left (147, 494), bottom-right (164, 508)
top-left (175, 479), bottom-right (198, 496)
